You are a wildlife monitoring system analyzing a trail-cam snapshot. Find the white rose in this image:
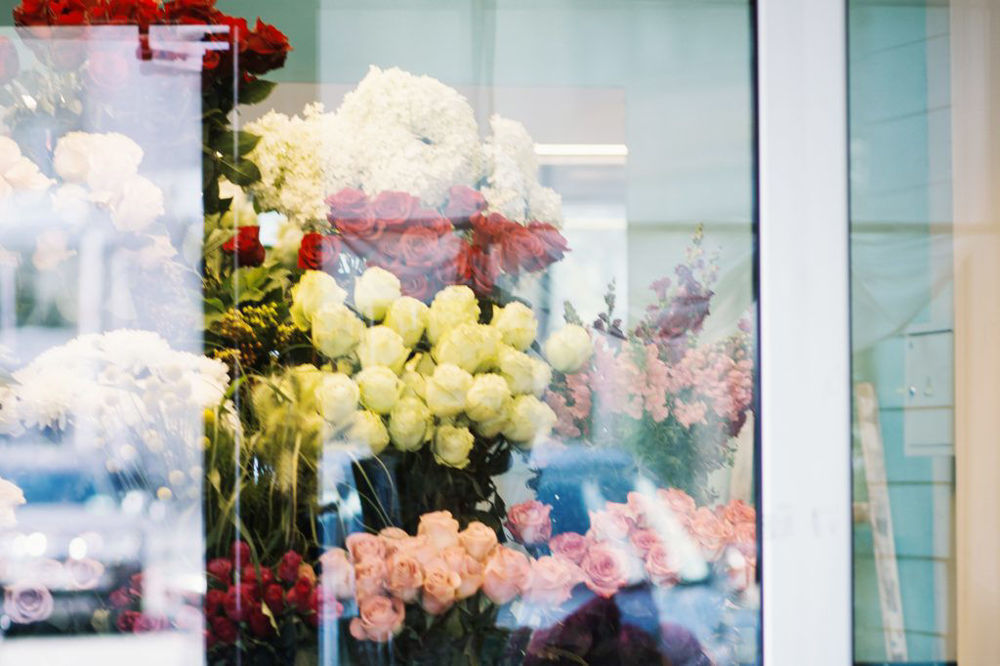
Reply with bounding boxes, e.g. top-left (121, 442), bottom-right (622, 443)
top-left (344, 410), bottom-right (390, 455)
top-left (311, 303), bottom-right (364, 358)
top-left (354, 266), bottom-right (401, 321)
top-left (432, 323), bottom-right (501, 374)
top-left (358, 326), bottom-right (409, 374)
top-left (0, 477), bottom-right (26, 528)
top-left (290, 271), bottom-right (347, 331)
top-left (433, 425), bottom-right (475, 469)
top-left (384, 296), bottom-right (428, 347)
top-left (490, 302), bottom-right (538, 351)
top-left (87, 133), bottom-right (144, 192)
top-left (425, 363), bottom-right (473, 417)
top-left (501, 395), bottom-right (557, 446)
top-left (355, 365), bottom-right (402, 414)
top-left (53, 132), bottom-right (96, 183)
top-left (316, 373), bottom-right (359, 425)
top-left (388, 396), bottom-right (433, 452)
top-left (427, 285), bottom-right (479, 344)
top-left (272, 217), bottom-right (304, 268)
top-left (498, 345), bottom-right (539, 395)
top-left (465, 373), bottom-right (512, 423)
top-left (530, 358), bottom-right (553, 397)
top-left (543, 325), bottom-right (593, 373)
top-left (110, 175), bottom-right (164, 232)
